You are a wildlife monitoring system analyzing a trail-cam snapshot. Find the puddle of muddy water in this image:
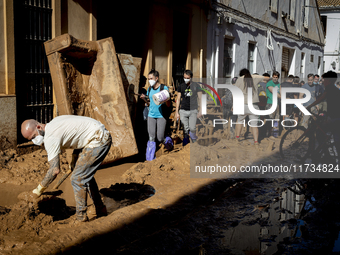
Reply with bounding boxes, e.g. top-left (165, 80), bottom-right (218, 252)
top-left (0, 183), bottom-right (35, 206)
top-left (197, 138), bottom-right (220, 147)
top-left (218, 182), bottom-right (307, 255)
top-left (100, 183), bottom-right (155, 214)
